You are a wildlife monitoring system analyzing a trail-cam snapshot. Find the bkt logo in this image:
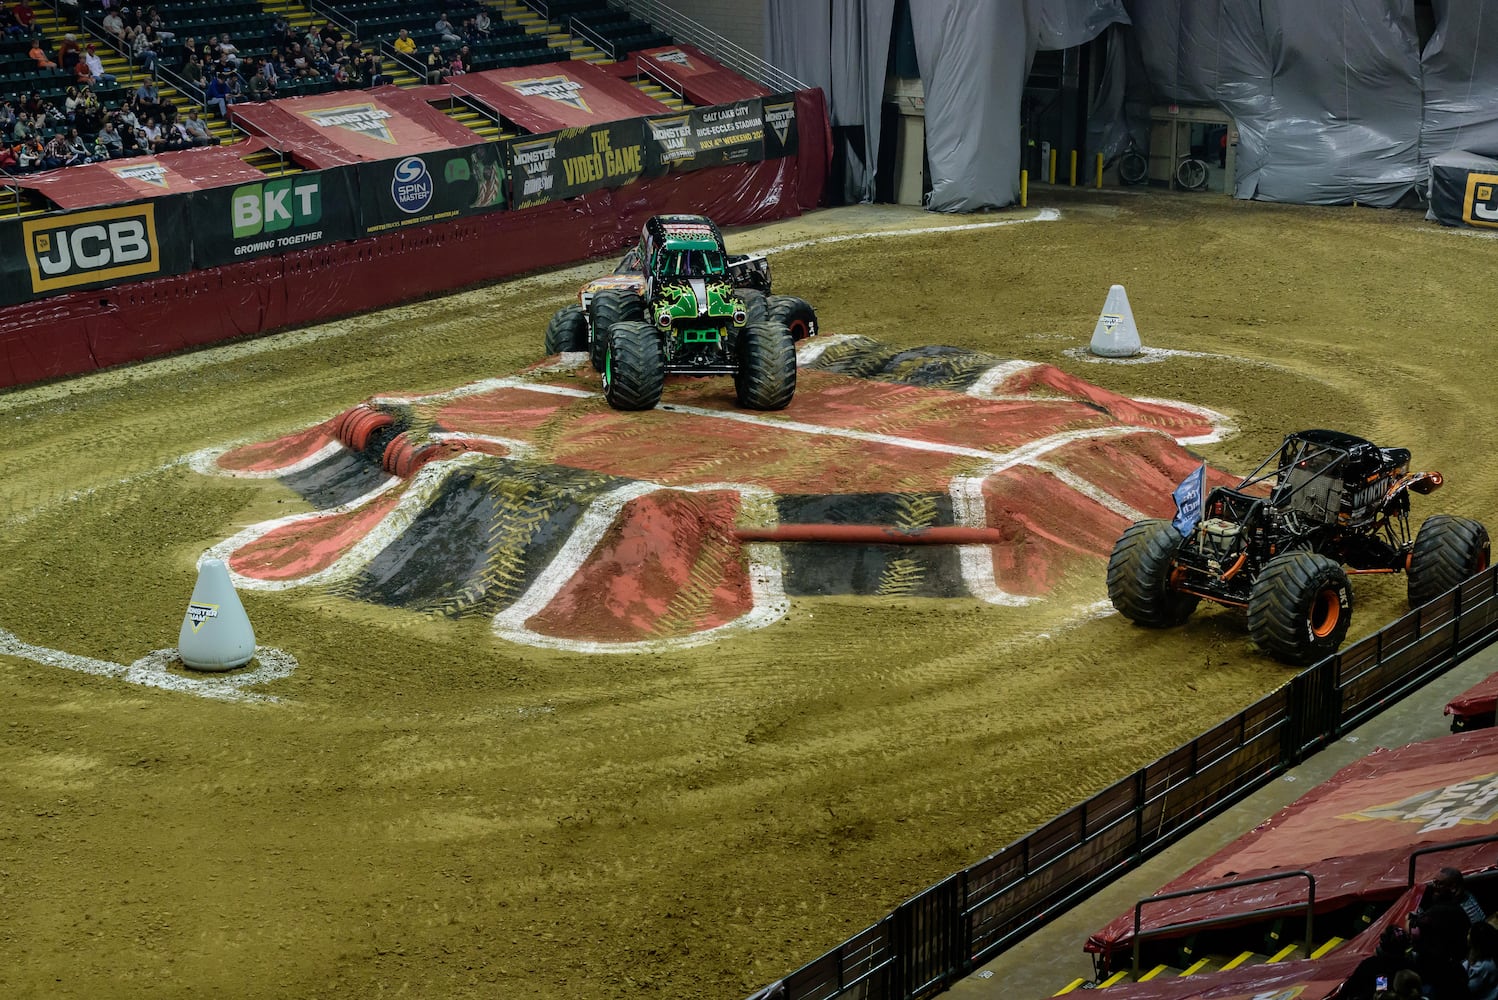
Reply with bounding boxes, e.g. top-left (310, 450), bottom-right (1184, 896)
top-left (232, 178), bottom-right (322, 237)
top-left (1463, 172), bottom-right (1498, 229)
top-left (392, 156), bottom-right (433, 214)
top-left (24, 205), bottom-right (159, 293)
